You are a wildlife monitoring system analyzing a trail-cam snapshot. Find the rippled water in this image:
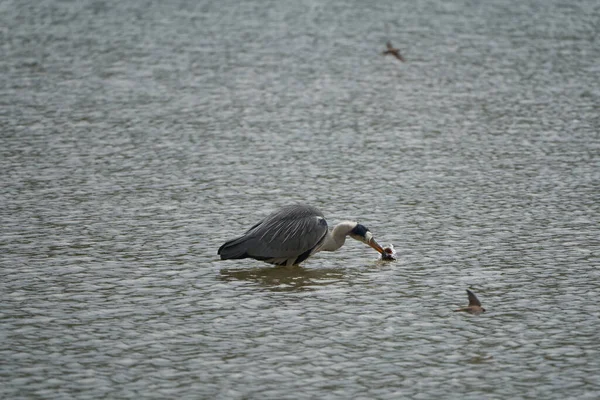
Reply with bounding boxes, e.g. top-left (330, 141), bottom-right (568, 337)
top-left (2, 0), bottom-right (599, 398)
